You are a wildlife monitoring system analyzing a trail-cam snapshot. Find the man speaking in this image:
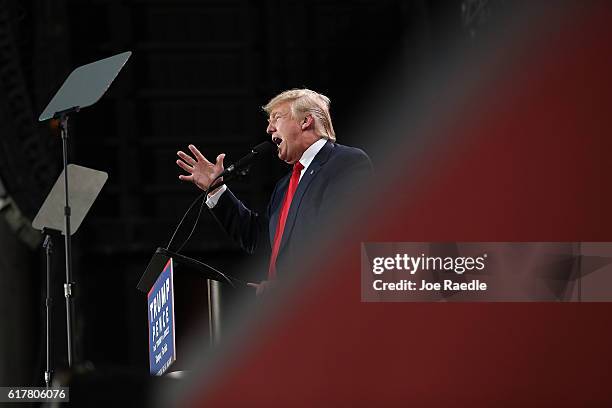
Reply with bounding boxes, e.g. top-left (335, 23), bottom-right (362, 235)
top-left (176, 89), bottom-right (372, 294)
